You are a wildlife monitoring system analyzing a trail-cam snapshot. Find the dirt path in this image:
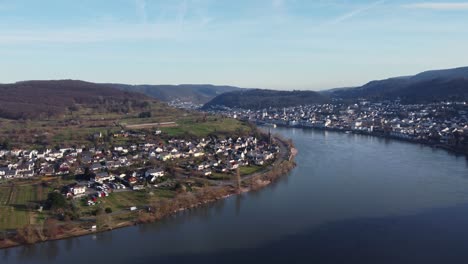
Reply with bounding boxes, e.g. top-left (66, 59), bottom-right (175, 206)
top-left (125, 122), bottom-right (177, 129)
top-left (6, 184), bottom-right (16, 205)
